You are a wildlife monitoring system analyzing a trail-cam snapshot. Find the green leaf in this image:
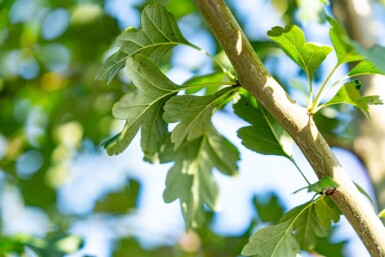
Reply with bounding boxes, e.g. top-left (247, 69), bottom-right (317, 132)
top-left (233, 93), bottom-right (293, 158)
top-left (183, 72), bottom-right (227, 94)
top-left (379, 209), bottom-right (385, 218)
top-left (322, 80), bottom-right (383, 118)
top-left (327, 17), bottom-right (363, 65)
top-left (163, 86), bottom-right (238, 150)
top-left (162, 128), bottom-right (239, 228)
top-left (95, 51), bottom-right (127, 84)
top-left (354, 182), bottom-right (376, 208)
top-left (348, 60), bottom-right (385, 77)
top-left (96, 3), bottom-right (191, 82)
top-left (104, 55), bottom-right (179, 157)
top-left (354, 43), bottom-right (385, 73)
top-left (94, 179), bottom-right (140, 214)
top-left (281, 196), bottom-right (341, 250)
top-left (307, 176), bottom-right (339, 194)
top-left (267, 25), bottom-right (333, 80)
top-left (241, 220), bottom-right (301, 257)
top-left (252, 193), bottom-right (285, 224)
